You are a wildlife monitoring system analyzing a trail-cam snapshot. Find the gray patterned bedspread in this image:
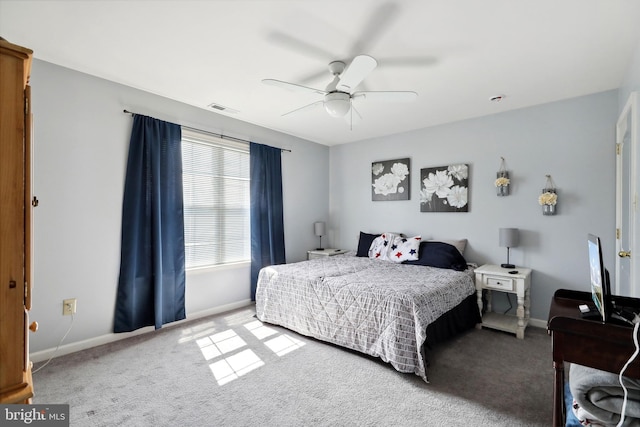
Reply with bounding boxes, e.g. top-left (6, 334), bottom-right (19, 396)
top-left (255, 251), bottom-right (476, 382)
